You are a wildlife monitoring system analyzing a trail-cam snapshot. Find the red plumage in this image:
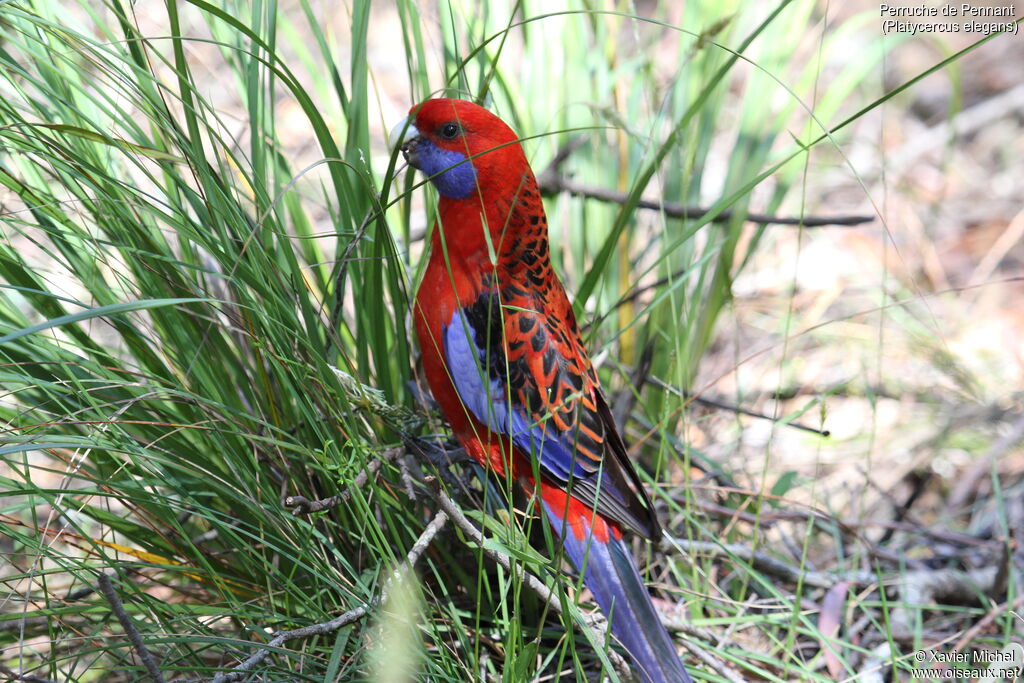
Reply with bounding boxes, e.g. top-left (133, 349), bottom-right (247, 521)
top-left (401, 98), bottom-right (692, 683)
